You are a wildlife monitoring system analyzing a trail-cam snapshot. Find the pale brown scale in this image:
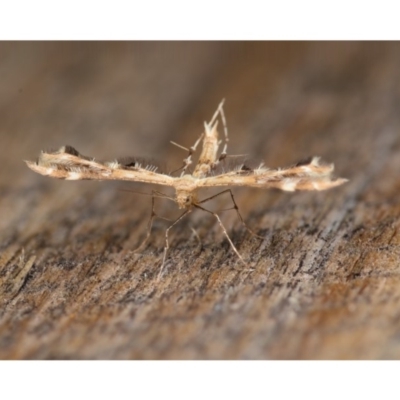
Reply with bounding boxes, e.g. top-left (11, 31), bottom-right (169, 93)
top-left (192, 121), bottom-right (220, 178)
